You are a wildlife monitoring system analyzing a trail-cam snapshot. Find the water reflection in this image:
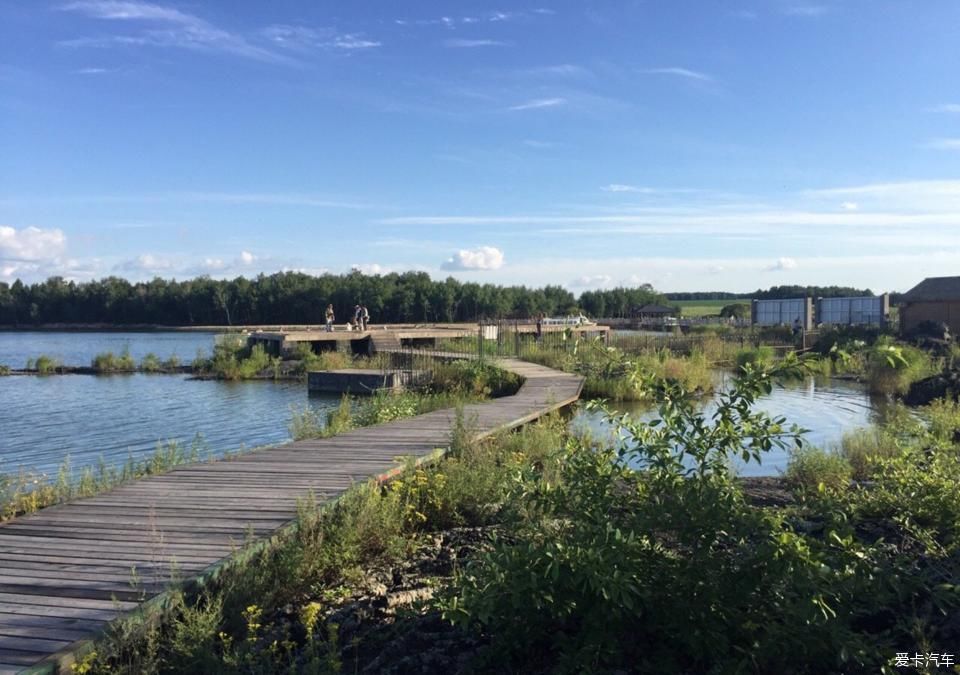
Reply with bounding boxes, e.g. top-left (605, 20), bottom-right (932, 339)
top-left (571, 375), bottom-right (892, 477)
